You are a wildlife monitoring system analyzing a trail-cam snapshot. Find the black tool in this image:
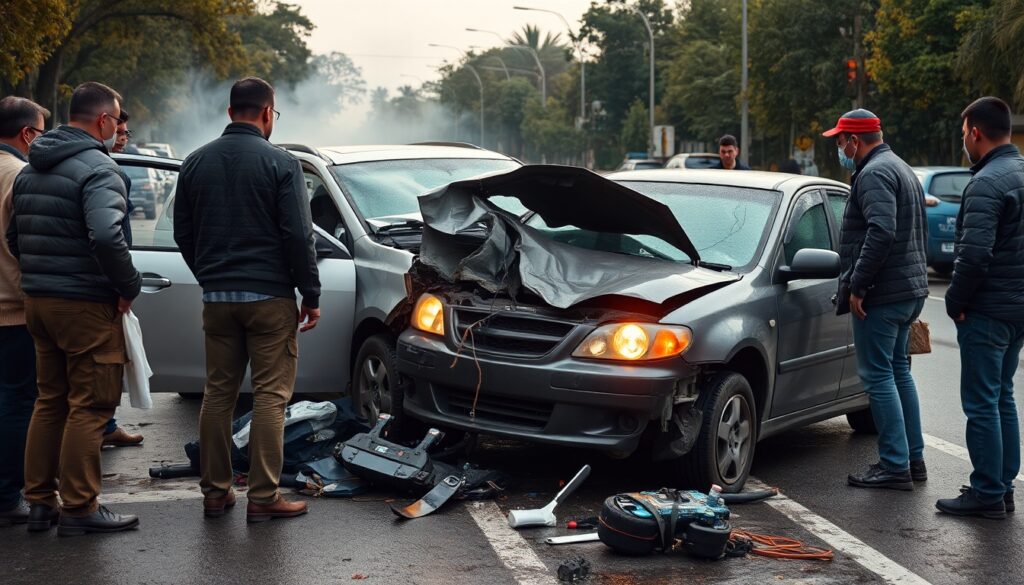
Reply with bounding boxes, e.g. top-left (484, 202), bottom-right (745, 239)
top-left (392, 475), bottom-right (465, 519)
